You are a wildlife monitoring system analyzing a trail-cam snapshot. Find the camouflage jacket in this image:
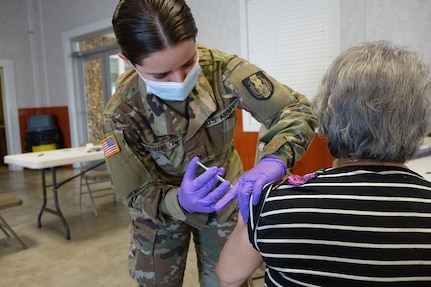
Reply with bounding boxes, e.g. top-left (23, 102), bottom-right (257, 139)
top-left (102, 45), bottom-right (317, 229)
